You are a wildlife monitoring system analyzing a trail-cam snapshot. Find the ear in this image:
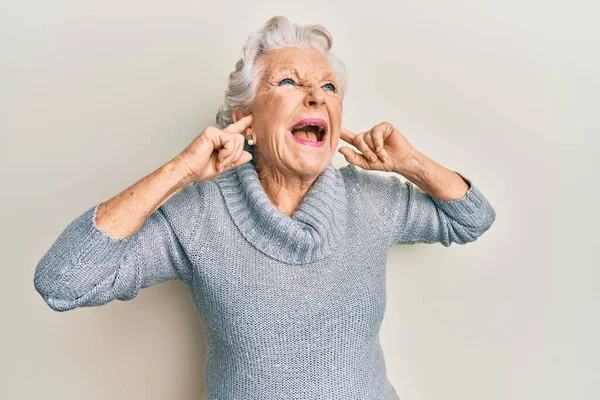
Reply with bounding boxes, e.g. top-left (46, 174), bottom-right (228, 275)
top-left (232, 106), bottom-right (248, 124)
top-left (232, 106), bottom-right (253, 138)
